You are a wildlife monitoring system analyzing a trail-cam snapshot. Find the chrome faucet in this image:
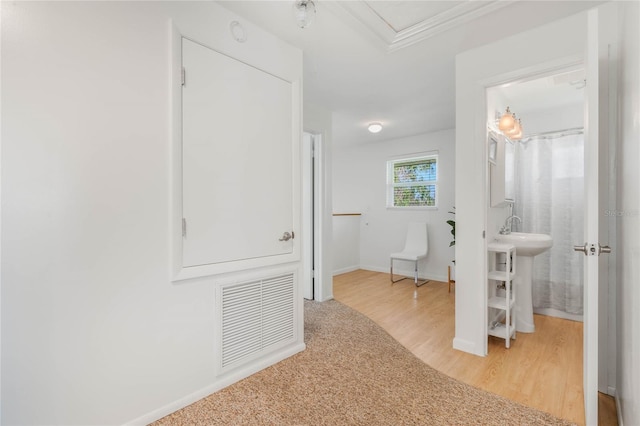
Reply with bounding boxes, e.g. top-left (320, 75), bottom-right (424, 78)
top-left (499, 215), bottom-right (522, 235)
